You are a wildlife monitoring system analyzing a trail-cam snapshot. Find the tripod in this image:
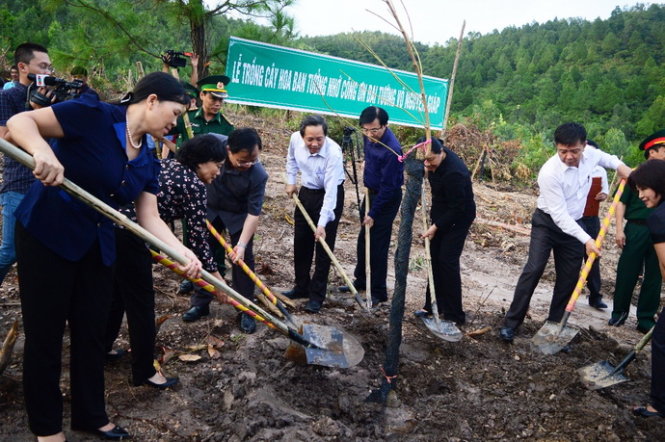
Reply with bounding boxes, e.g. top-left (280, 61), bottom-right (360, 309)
top-left (341, 126), bottom-right (363, 223)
